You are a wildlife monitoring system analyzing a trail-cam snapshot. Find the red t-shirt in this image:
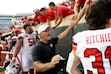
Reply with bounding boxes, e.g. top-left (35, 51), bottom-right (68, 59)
top-left (33, 14), bottom-right (40, 22)
top-left (47, 9), bottom-right (55, 20)
top-left (75, 0), bottom-right (86, 4)
top-left (38, 14), bottom-right (47, 23)
top-left (38, 8), bottom-right (55, 23)
top-left (56, 5), bottom-right (74, 17)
